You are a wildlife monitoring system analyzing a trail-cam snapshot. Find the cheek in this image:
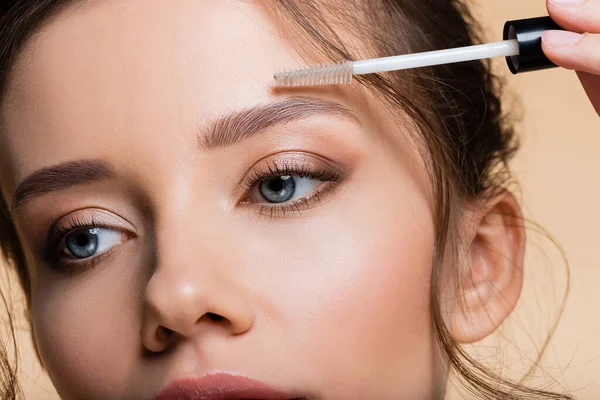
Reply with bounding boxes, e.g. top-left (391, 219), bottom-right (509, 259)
top-left (29, 254), bottom-right (143, 399)
top-left (315, 216), bottom-right (435, 389)
top-left (244, 177), bottom-right (438, 395)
